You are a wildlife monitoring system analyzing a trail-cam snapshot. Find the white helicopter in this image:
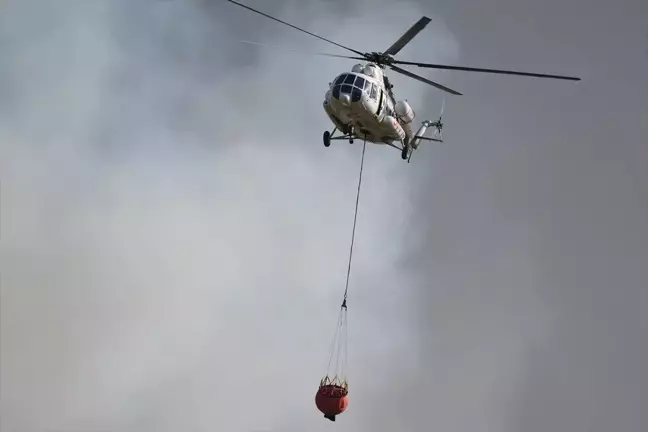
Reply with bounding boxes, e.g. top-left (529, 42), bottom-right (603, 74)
top-left (228, 0), bottom-right (581, 162)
